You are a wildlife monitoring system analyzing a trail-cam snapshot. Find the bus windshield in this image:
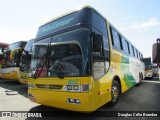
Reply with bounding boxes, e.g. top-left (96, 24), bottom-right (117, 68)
top-left (24, 39), bottom-right (34, 51)
top-left (152, 65), bottom-right (158, 69)
top-left (48, 43), bottom-right (82, 77)
top-left (30, 28), bottom-right (90, 78)
top-left (9, 42), bottom-right (20, 50)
